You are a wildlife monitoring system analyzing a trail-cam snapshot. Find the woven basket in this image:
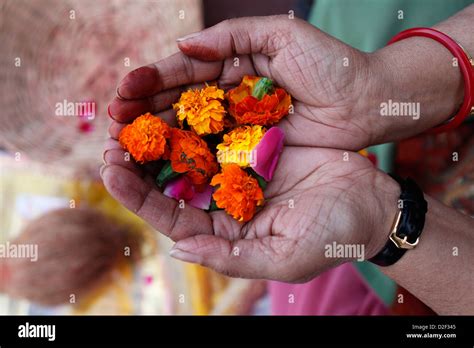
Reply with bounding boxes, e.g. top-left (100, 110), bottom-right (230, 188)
top-left (0, 0), bottom-right (202, 166)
